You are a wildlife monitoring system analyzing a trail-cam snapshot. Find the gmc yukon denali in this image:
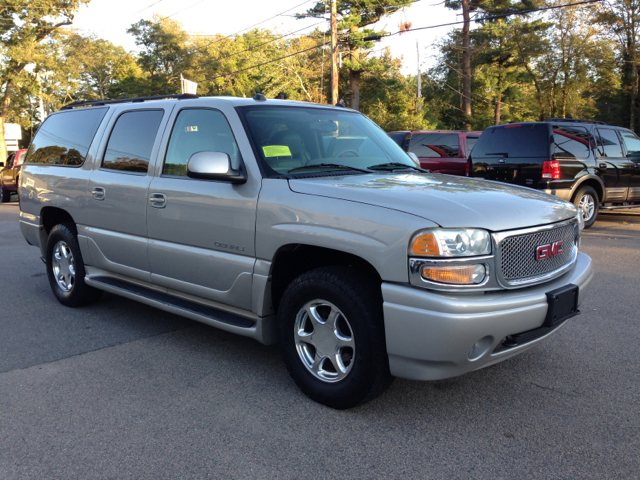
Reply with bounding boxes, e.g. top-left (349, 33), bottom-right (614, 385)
top-left (19, 94), bottom-right (594, 409)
